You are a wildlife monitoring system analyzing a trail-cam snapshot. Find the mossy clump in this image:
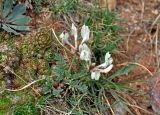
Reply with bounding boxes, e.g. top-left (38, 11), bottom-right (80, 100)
top-left (0, 97), bottom-right (11, 109)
